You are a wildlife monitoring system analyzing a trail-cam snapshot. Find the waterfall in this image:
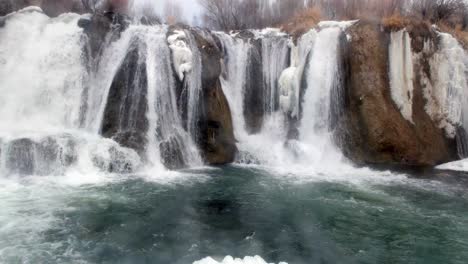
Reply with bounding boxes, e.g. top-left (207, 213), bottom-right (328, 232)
top-left (145, 26), bottom-right (202, 170)
top-left (216, 30), bottom-right (291, 165)
top-left (184, 30), bottom-right (204, 143)
top-left (389, 30), bottom-right (415, 123)
top-left (0, 8), bottom-right (202, 175)
top-left (0, 7), bottom-right (86, 134)
top-left (259, 29), bottom-right (290, 115)
top-left (83, 26), bottom-right (136, 134)
top-left (297, 24), bottom-right (347, 168)
top-left (0, 7), bottom-right (141, 176)
top-left (216, 32), bottom-right (251, 140)
top-left (216, 23), bottom-right (351, 168)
